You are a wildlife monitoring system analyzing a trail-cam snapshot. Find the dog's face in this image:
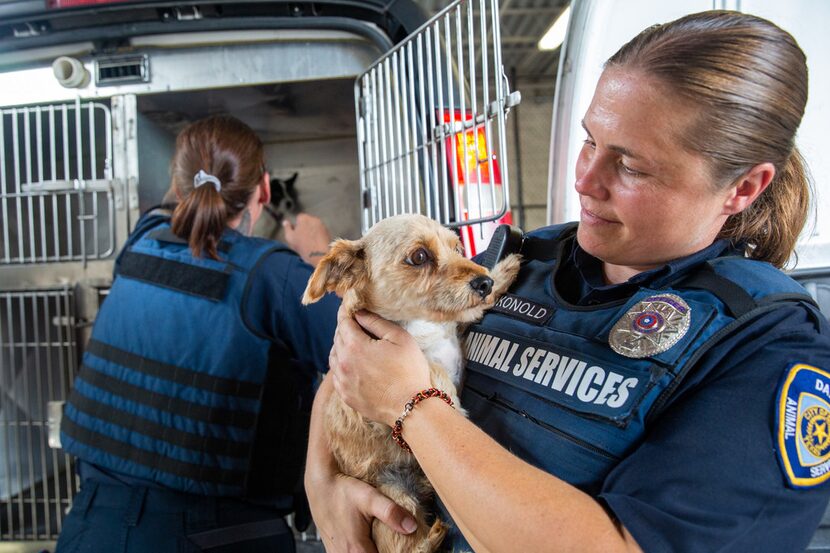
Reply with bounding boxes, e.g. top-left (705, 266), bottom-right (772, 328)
top-left (302, 214), bottom-right (498, 323)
